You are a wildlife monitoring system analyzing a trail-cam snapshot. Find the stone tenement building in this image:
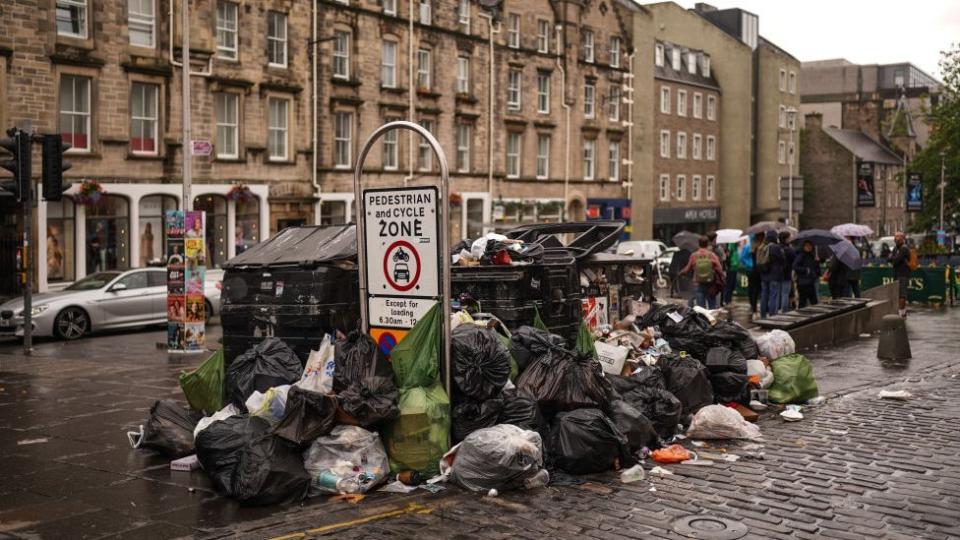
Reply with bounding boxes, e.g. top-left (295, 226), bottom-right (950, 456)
top-left (314, 0), bottom-right (640, 240)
